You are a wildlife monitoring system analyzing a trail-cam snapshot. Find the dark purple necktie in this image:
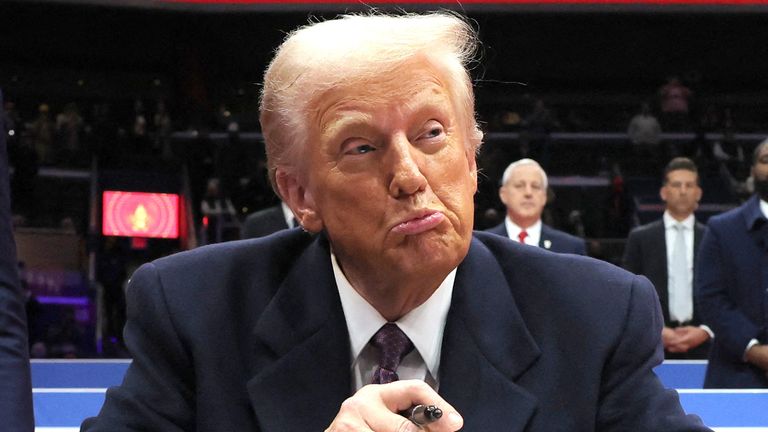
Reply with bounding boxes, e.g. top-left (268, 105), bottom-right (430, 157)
top-left (370, 323), bottom-right (414, 384)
